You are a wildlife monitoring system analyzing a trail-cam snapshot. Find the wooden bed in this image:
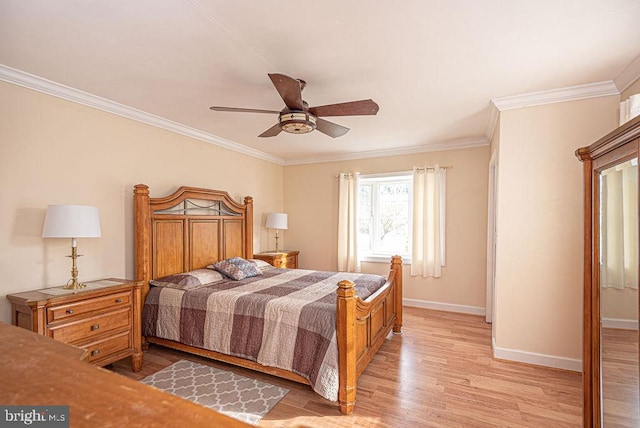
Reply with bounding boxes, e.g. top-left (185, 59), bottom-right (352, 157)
top-left (133, 184), bottom-right (403, 414)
